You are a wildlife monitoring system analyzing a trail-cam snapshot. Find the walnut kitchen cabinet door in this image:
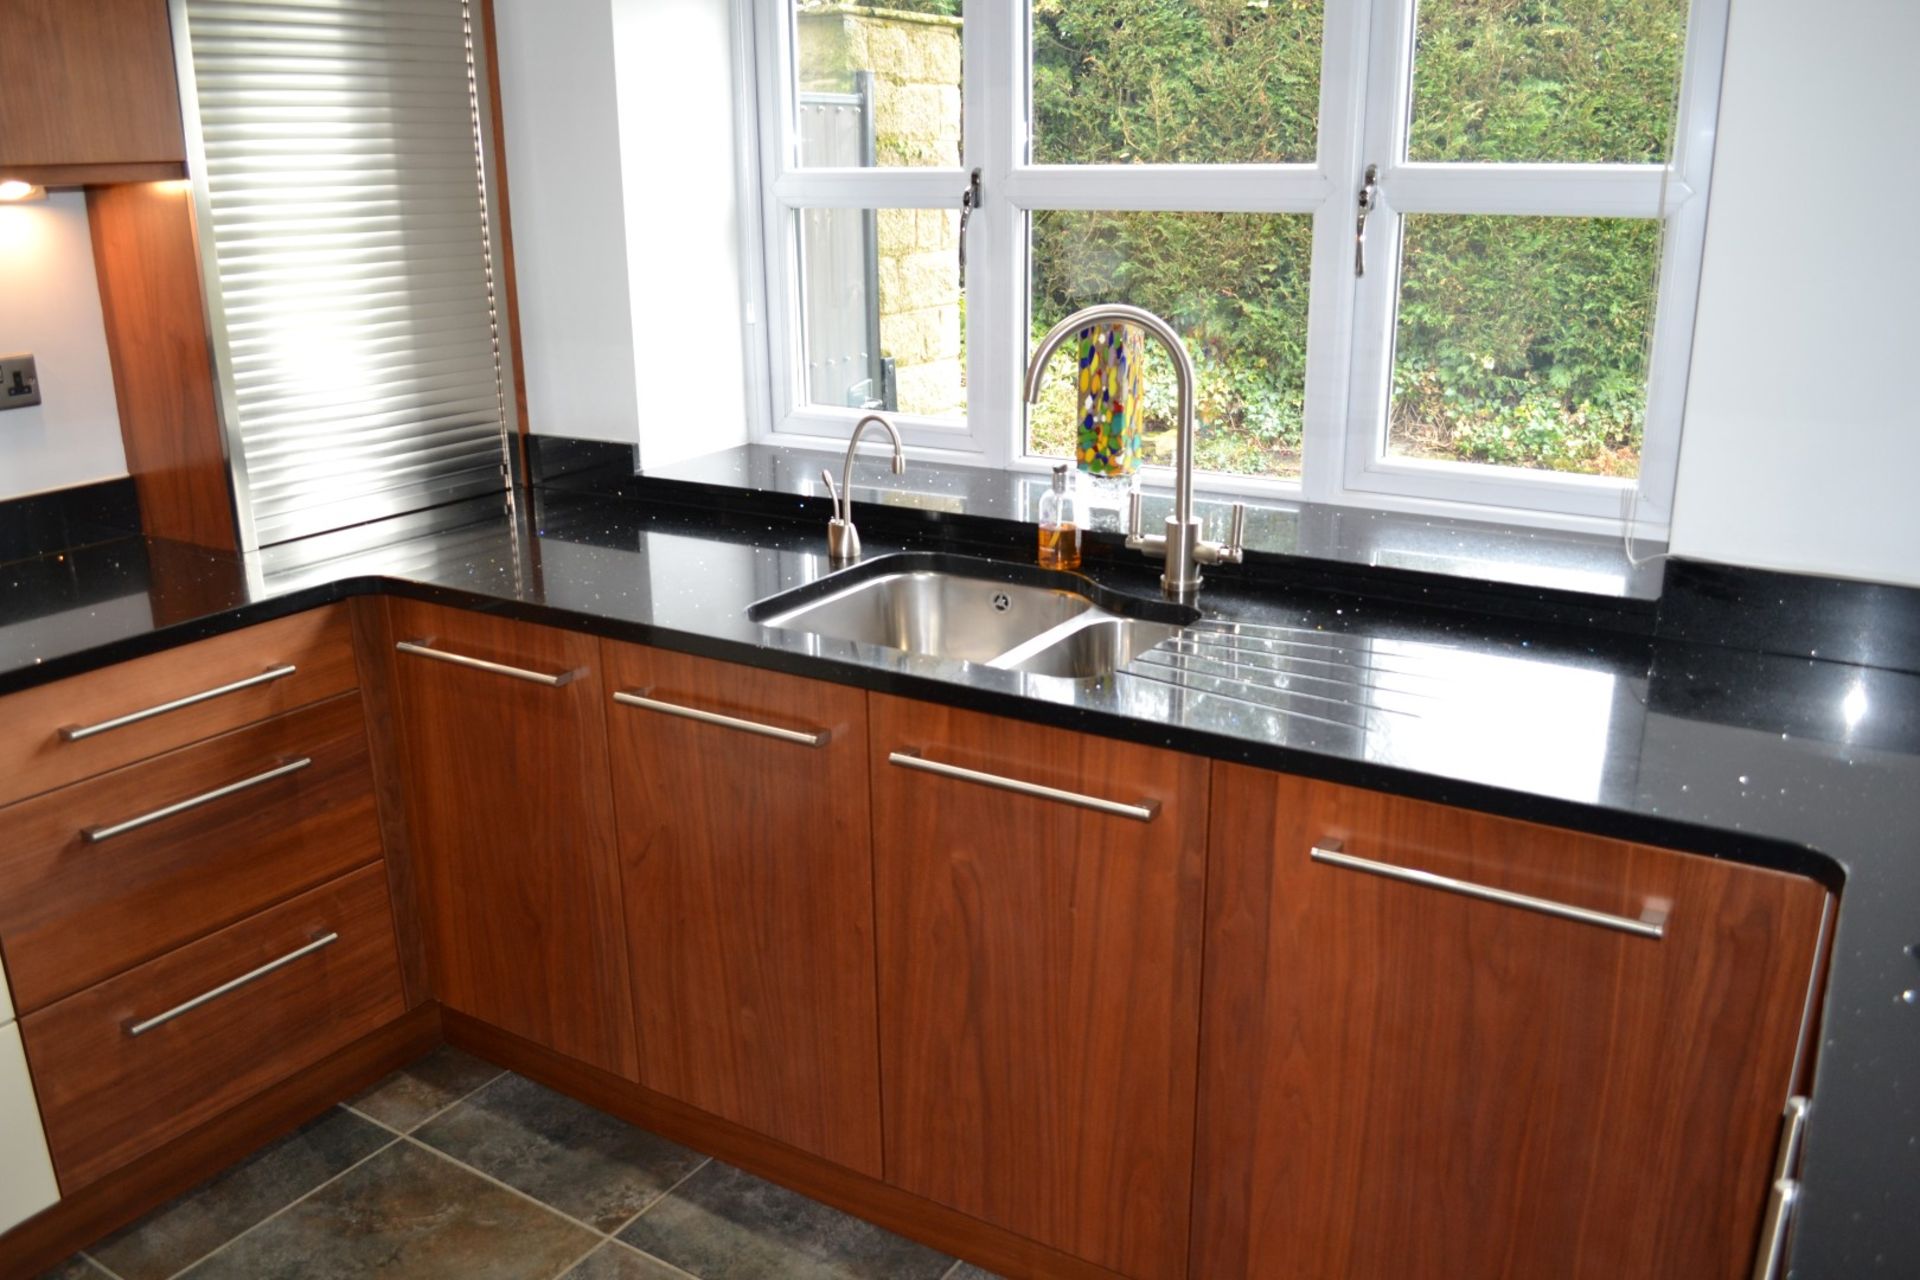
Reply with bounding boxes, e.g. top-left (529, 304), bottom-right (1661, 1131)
top-left (869, 694), bottom-right (1209, 1280)
top-left (1191, 764), bottom-right (1832, 1280)
top-left (384, 600), bottom-right (637, 1078)
top-left (0, 0), bottom-right (185, 176)
top-left (602, 643), bottom-right (882, 1176)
